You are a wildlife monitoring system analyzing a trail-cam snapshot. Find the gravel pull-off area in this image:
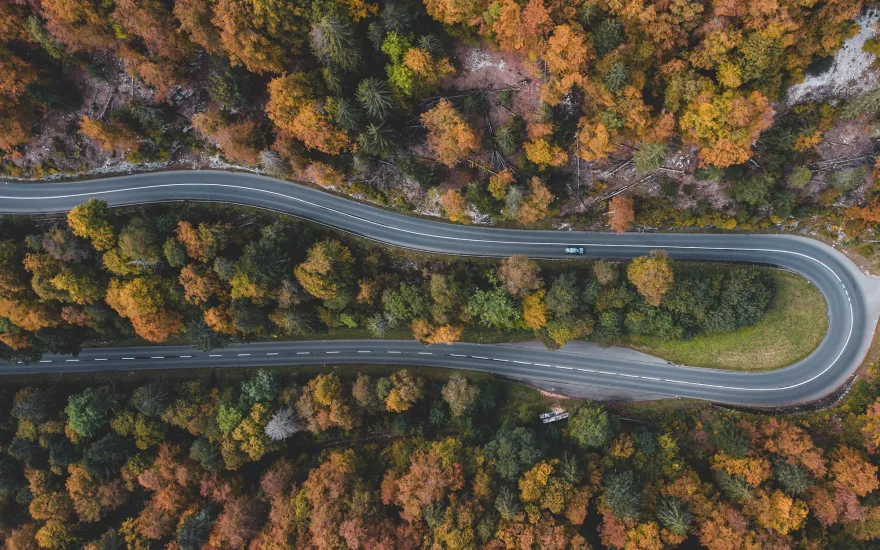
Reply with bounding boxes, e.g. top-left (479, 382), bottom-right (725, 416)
top-left (786, 9), bottom-right (880, 105)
